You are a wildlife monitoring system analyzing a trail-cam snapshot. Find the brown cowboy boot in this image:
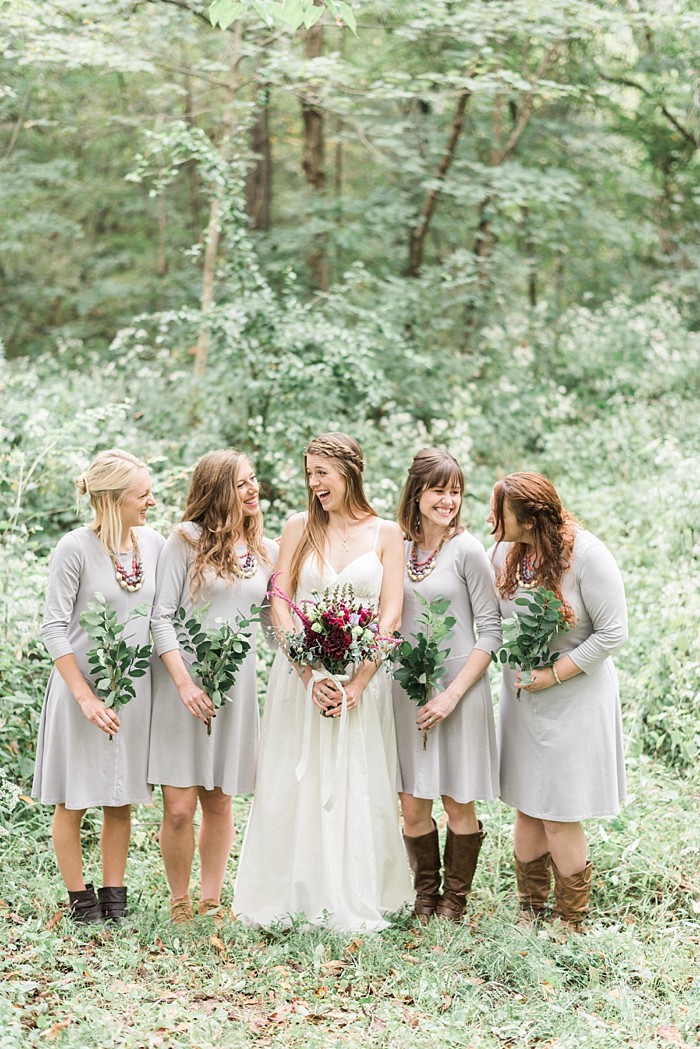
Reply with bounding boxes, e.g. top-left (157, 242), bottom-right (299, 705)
top-left (435, 822), bottom-right (485, 921)
top-left (551, 860), bottom-right (593, 933)
top-left (403, 821), bottom-right (442, 921)
top-left (515, 852), bottom-right (552, 924)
